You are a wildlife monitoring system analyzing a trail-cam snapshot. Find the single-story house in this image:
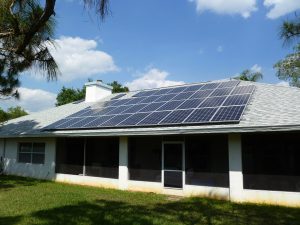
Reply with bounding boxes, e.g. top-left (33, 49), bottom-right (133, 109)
top-left (1, 80), bottom-right (300, 207)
